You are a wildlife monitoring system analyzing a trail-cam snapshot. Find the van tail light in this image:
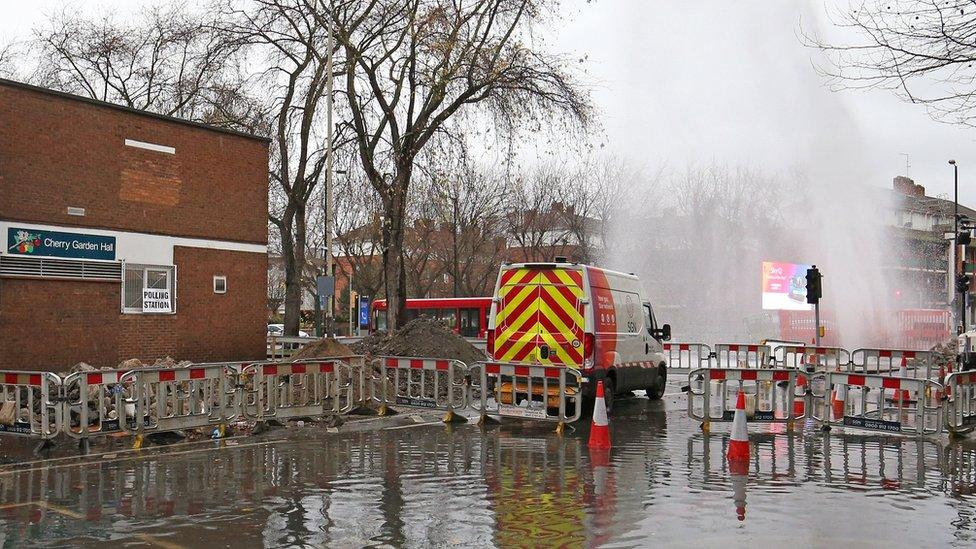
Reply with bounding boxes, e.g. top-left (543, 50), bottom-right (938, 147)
top-left (486, 328), bottom-right (496, 358)
top-left (583, 333), bottom-right (595, 368)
